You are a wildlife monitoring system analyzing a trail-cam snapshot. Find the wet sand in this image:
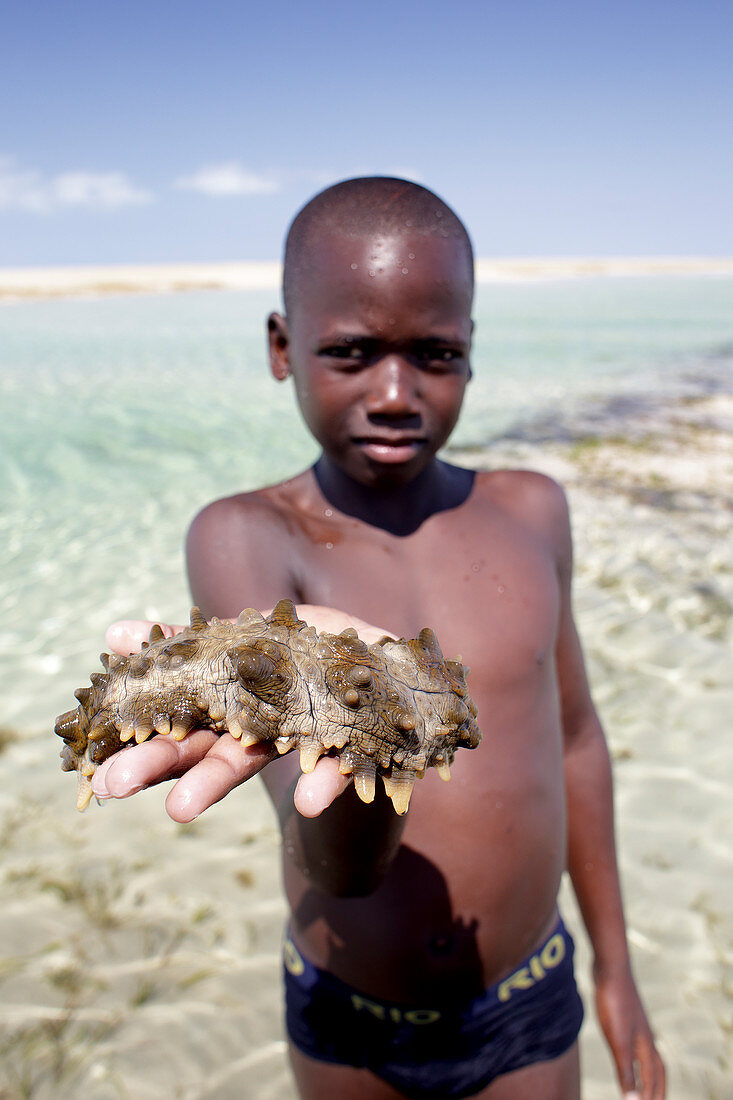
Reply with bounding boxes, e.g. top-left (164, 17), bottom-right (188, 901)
top-left (0, 393), bottom-right (731, 1098)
